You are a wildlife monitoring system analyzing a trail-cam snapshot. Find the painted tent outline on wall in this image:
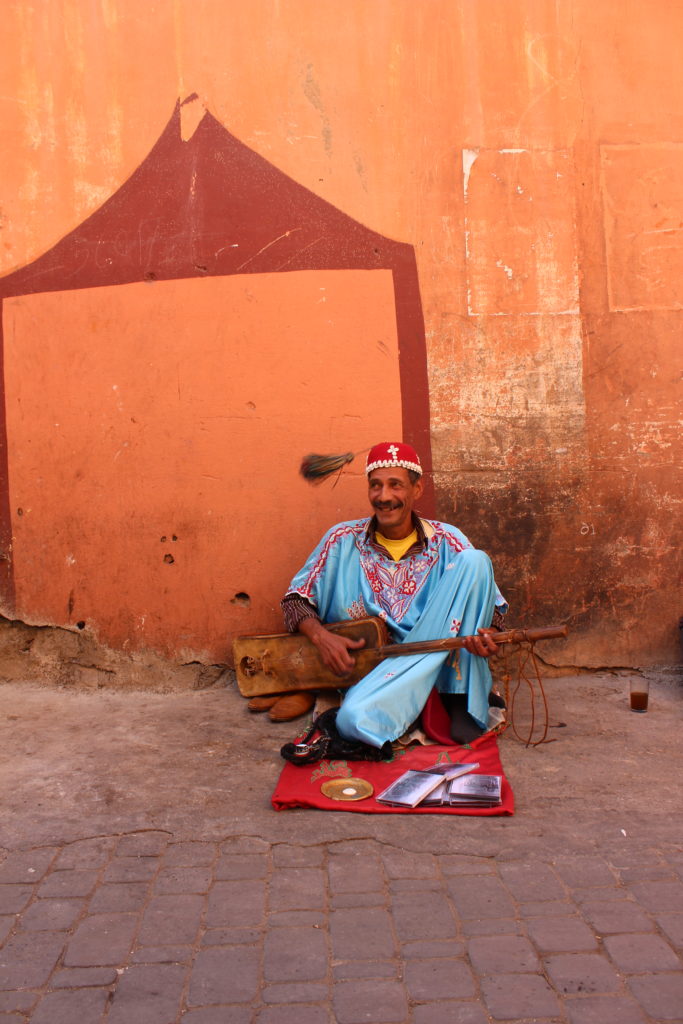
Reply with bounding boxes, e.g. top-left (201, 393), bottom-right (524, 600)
top-left (0, 96), bottom-right (432, 660)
